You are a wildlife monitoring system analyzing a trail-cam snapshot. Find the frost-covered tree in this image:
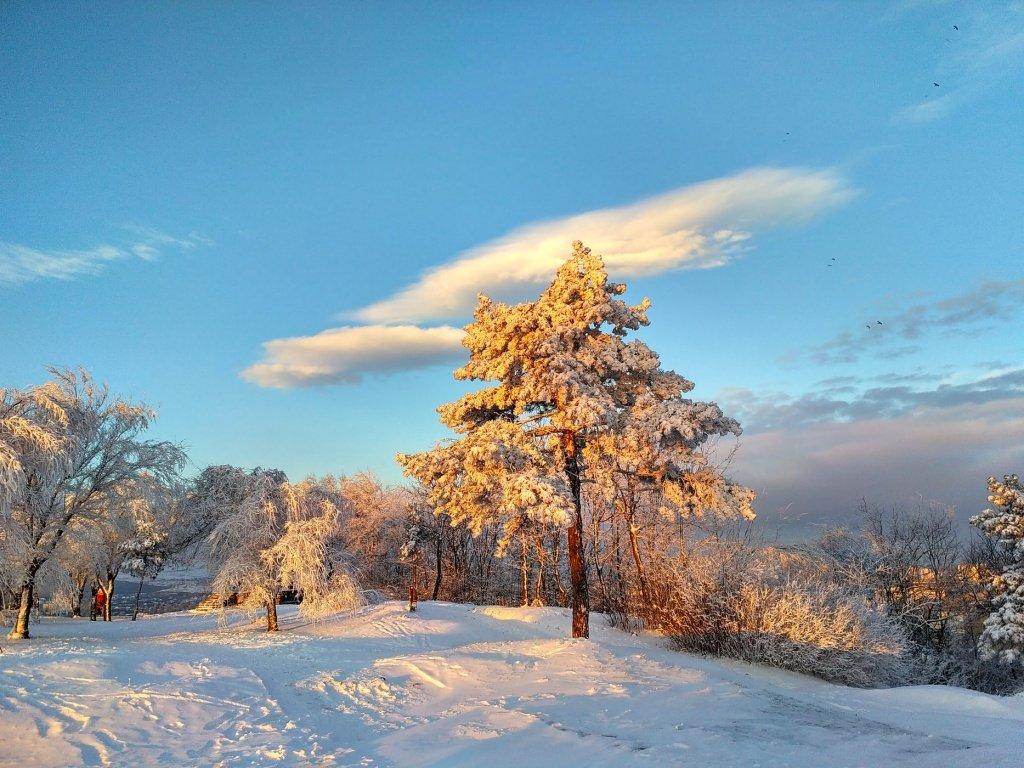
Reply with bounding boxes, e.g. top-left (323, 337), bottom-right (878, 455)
top-left (51, 523), bottom-right (102, 617)
top-left (970, 474), bottom-right (1024, 664)
top-left (400, 241), bottom-right (752, 638)
top-left (121, 518), bottom-right (170, 621)
top-left (261, 479), bottom-right (362, 620)
top-left (119, 477), bottom-right (178, 621)
top-left (1, 369), bottom-right (184, 640)
top-left (585, 395), bottom-right (754, 608)
top-left (337, 473), bottom-right (415, 592)
top-left (200, 467), bottom-right (360, 631)
top-left (92, 479), bottom-right (147, 622)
